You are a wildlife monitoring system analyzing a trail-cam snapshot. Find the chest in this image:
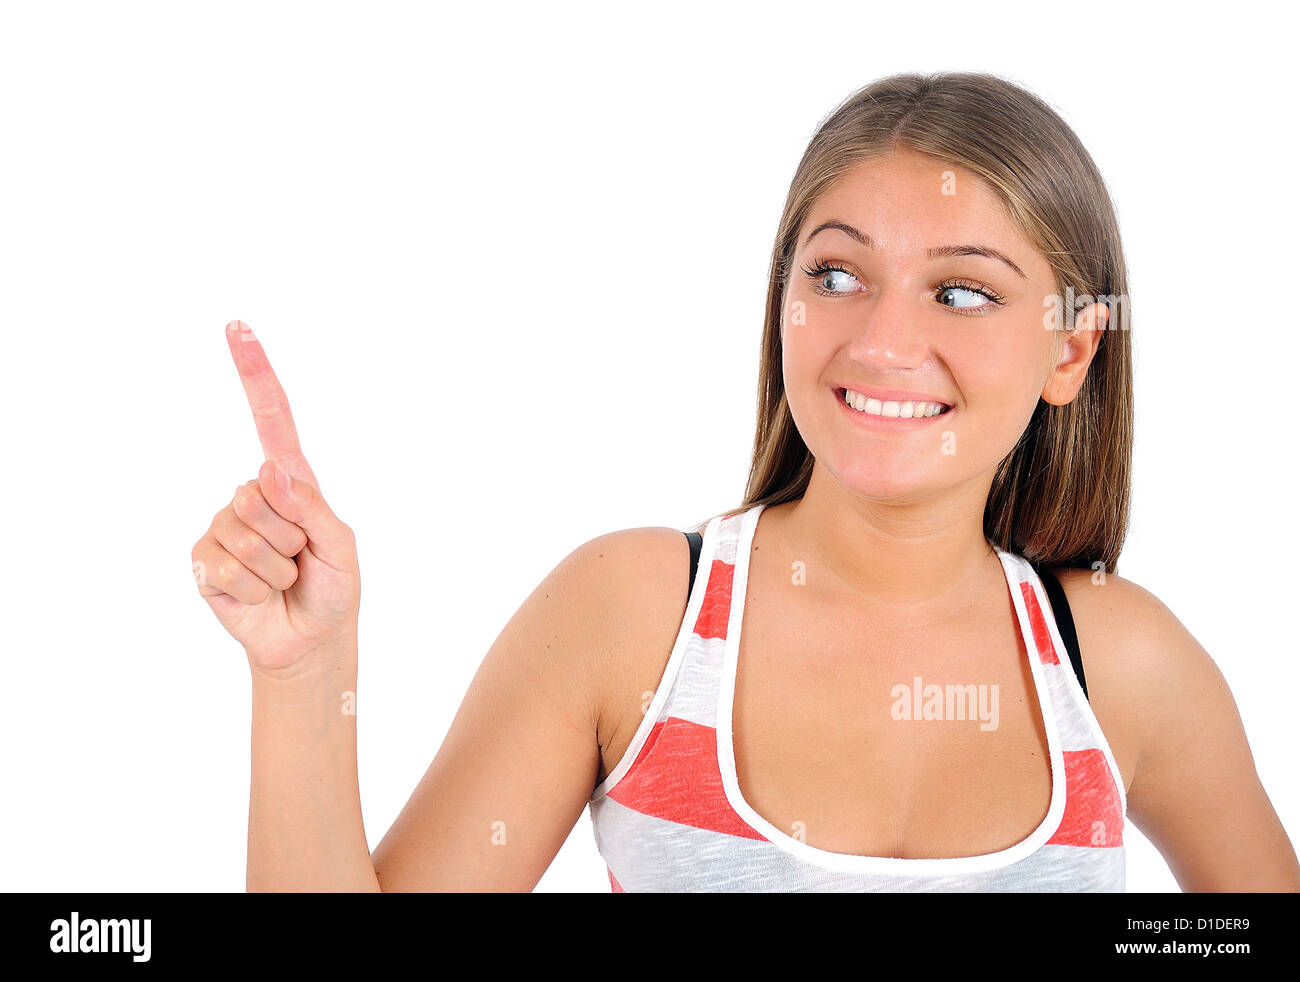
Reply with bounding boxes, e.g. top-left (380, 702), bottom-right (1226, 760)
top-left (727, 564), bottom-right (1057, 860)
